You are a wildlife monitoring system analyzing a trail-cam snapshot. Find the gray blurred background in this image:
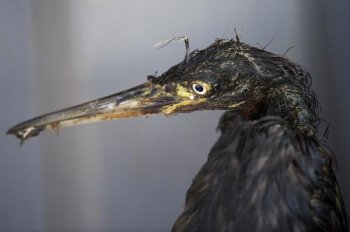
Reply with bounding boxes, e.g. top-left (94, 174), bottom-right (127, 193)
top-left (0, 0), bottom-right (349, 231)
